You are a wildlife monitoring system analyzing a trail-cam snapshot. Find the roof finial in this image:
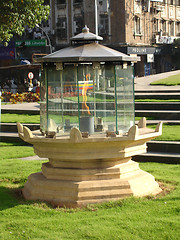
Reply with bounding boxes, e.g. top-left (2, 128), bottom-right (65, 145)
top-left (82, 25), bottom-right (89, 33)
